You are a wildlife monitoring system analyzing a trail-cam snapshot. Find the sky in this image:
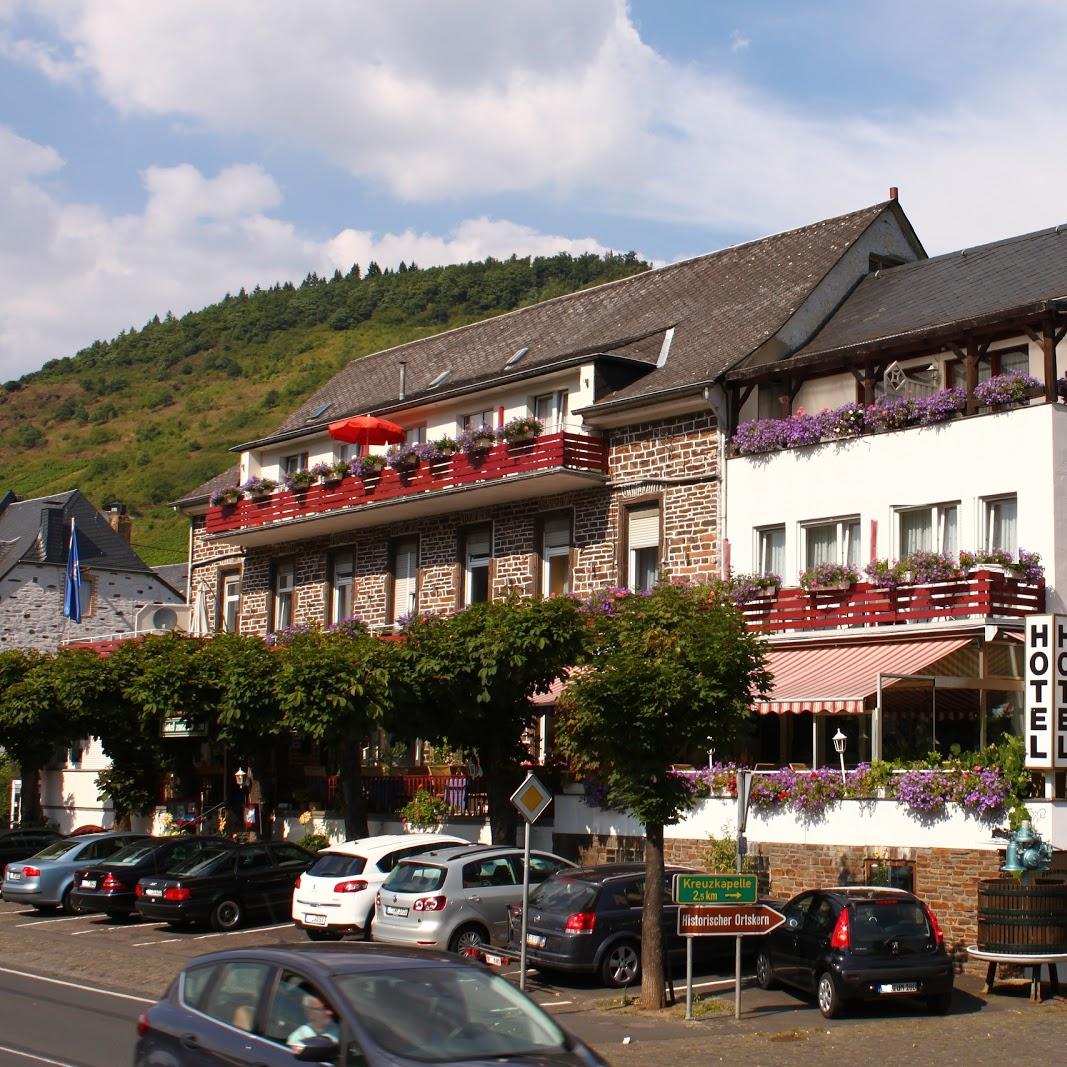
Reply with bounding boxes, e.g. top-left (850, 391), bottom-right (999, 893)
top-left (2, 0), bottom-right (1067, 380)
